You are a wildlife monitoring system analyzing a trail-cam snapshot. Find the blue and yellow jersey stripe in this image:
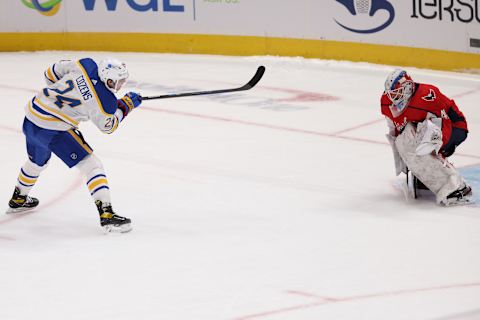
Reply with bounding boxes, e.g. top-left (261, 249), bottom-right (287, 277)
top-left (51, 64), bottom-right (61, 80)
top-left (34, 98), bottom-right (79, 127)
top-left (67, 129), bottom-right (93, 154)
top-left (28, 99), bottom-right (62, 123)
top-left (44, 64), bottom-right (60, 83)
top-left (76, 60), bottom-right (108, 116)
top-left (76, 58), bottom-right (117, 116)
